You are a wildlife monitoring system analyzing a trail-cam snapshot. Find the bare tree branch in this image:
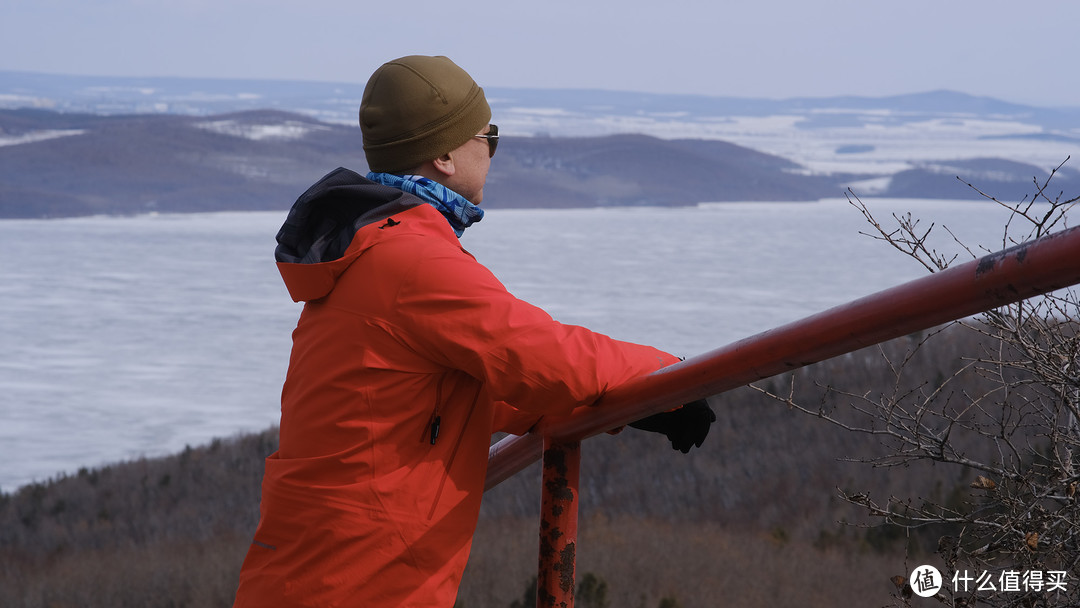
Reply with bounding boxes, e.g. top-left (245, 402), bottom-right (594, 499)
top-left (771, 160), bottom-right (1080, 607)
